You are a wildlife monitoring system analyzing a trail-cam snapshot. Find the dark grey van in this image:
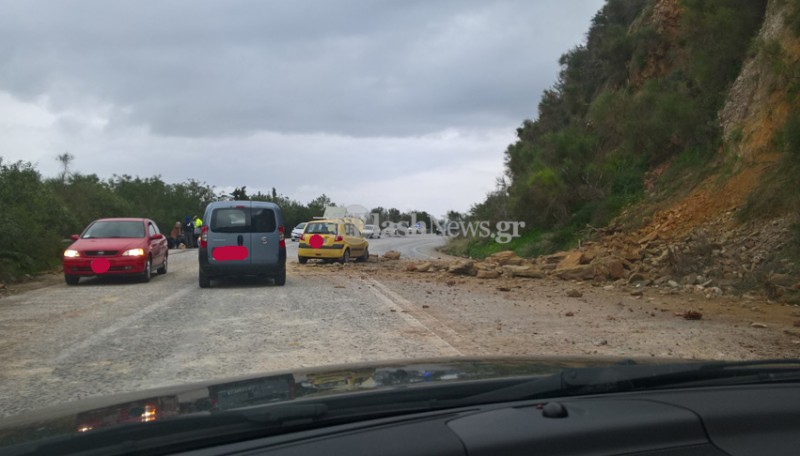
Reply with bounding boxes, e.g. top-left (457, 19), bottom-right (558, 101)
top-left (198, 201), bottom-right (286, 288)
